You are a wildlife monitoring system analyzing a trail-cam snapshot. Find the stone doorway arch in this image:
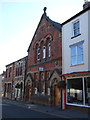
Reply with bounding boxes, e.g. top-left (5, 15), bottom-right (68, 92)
top-left (25, 76), bottom-right (32, 101)
top-left (49, 70), bottom-right (62, 107)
